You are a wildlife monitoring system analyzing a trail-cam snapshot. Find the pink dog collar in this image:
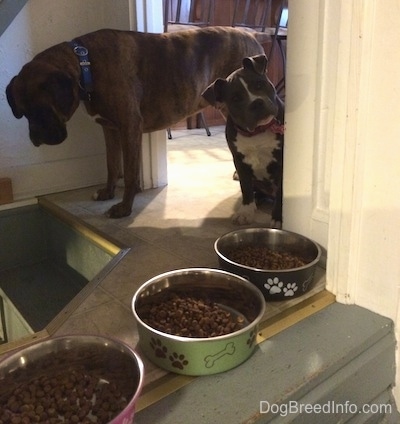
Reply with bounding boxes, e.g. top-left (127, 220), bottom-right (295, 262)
top-left (235, 118), bottom-right (285, 137)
